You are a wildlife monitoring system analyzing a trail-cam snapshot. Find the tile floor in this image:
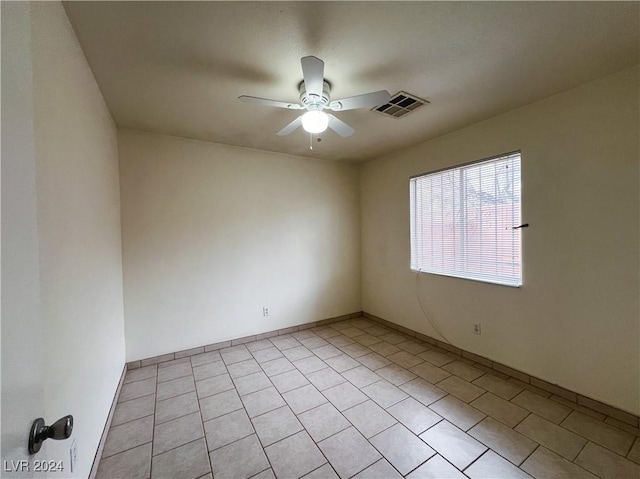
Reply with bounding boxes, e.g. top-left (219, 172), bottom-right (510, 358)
top-left (97, 317), bottom-right (640, 479)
